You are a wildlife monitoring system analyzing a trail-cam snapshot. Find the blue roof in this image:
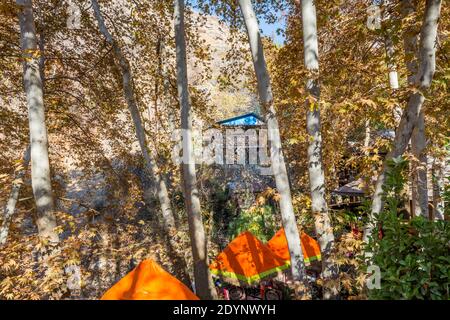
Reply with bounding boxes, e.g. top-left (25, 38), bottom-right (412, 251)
top-left (217, 112), bottom-right (264, 126)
